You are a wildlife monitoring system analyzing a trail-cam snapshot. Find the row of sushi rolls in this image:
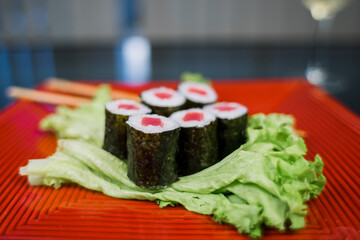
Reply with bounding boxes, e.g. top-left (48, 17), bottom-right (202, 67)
top-left (103, 81), bottom-right (248, 189)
